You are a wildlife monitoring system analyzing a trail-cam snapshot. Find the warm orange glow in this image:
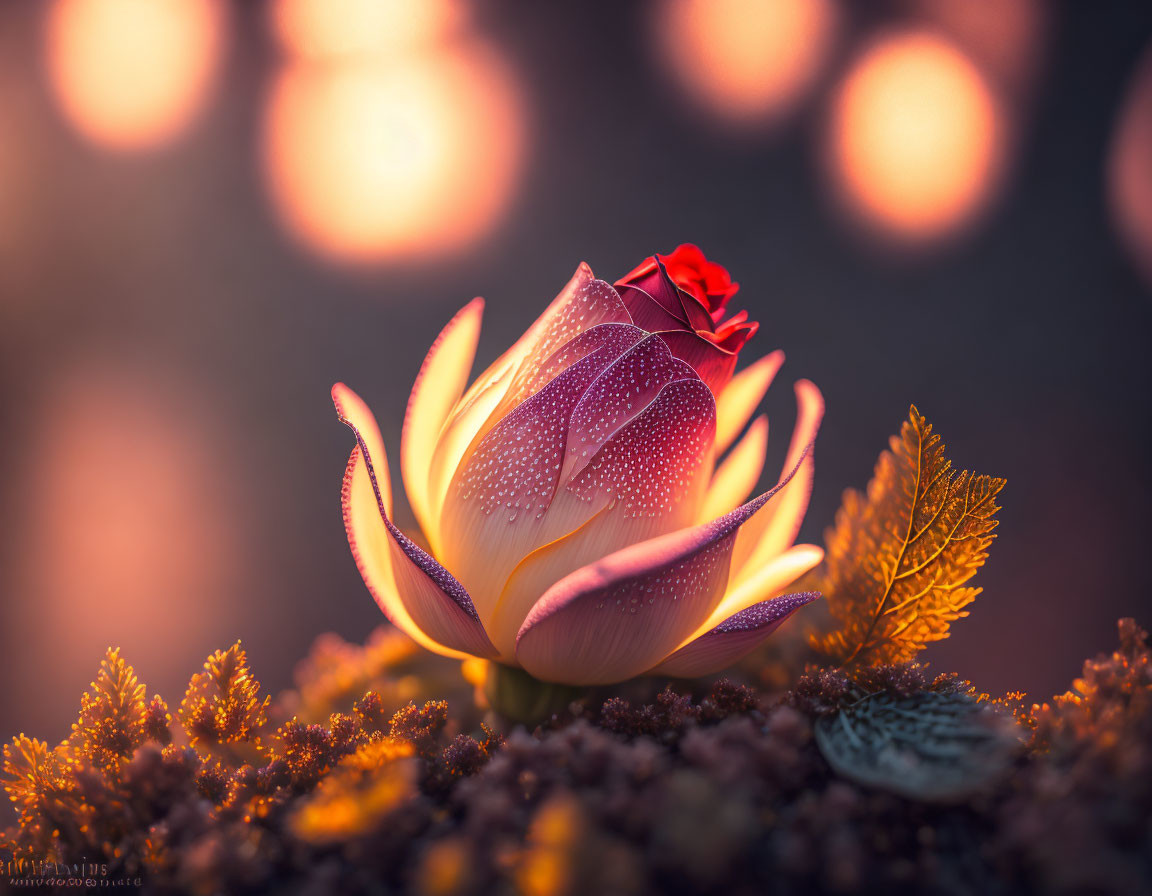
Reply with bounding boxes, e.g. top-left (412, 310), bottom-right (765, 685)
top-left (516, 795), bottom-right (583, 896)
top-left (1109, 46), bottom-right (1152, 288)
top-left (271, 0), bottom-right (464, 59)
top-left (9, 361), bottom-right (241, 686)
top-left (655, 0), bottom-right (839, 125)
top-left (44, 0), bottom-right (227, 151)
top-left (262, 41), bottom-right (524, 265)
top-left (908, 0), bottom-right (1047, 97)
top-left (827, 31), bottom-right (1005, 242)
